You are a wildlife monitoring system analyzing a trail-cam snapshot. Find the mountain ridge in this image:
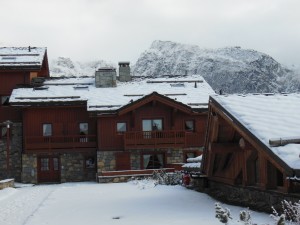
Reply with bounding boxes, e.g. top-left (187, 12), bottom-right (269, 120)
top-left (49, 40), bottom-right (300, 94)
